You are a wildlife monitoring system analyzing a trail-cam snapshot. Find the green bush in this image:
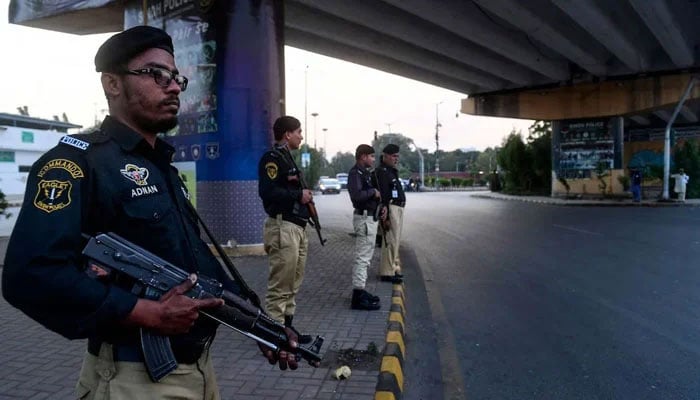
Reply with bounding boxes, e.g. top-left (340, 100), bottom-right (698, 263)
top-left (450, 177), bottom-right (463, 187)
top-left (437, 178), bottom-right (451, 187)
top-left (617, 175), bottom-right (630, 191)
